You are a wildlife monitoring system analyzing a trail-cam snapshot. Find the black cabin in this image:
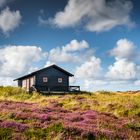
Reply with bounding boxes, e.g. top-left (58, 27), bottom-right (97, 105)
top-left (14, 65), bottom-right (80, 93)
